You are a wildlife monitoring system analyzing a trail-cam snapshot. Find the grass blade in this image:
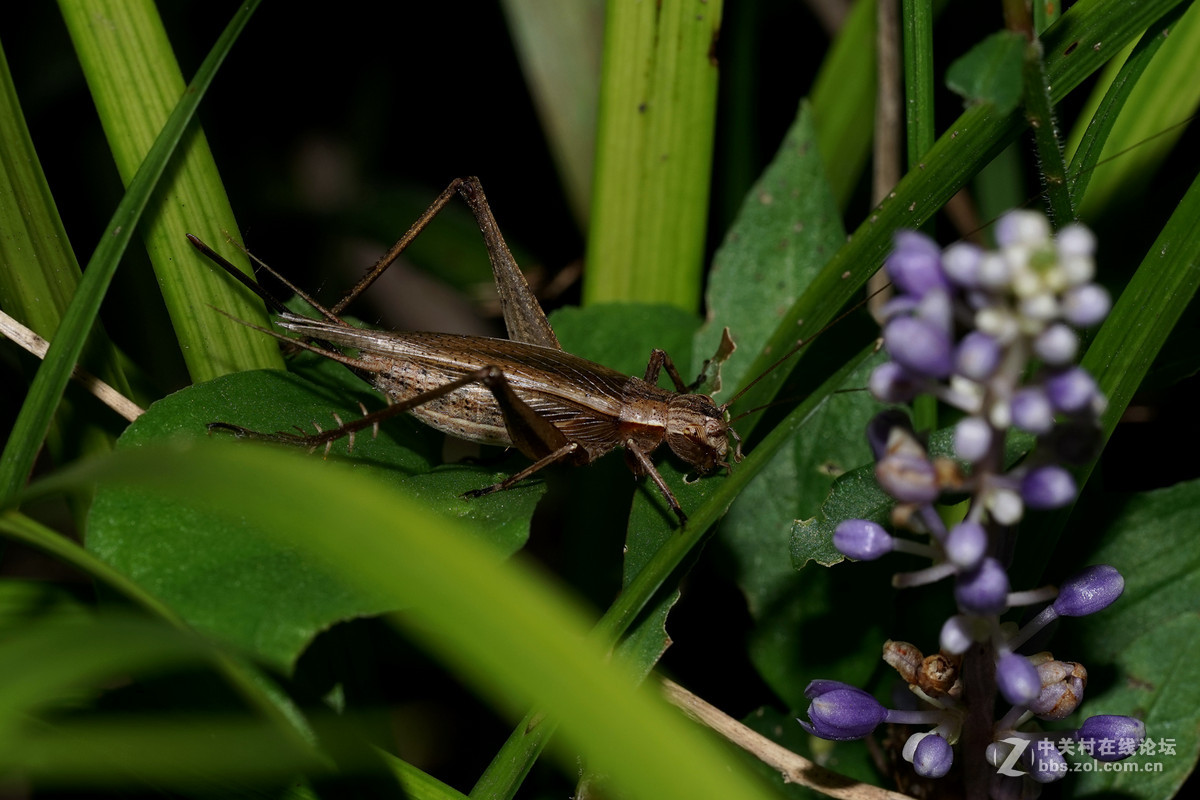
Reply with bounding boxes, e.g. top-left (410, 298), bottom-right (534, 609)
top-left (58, 0), bottom-right (282, 382)
top-left (0, 1), bottom-right (264, 503)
